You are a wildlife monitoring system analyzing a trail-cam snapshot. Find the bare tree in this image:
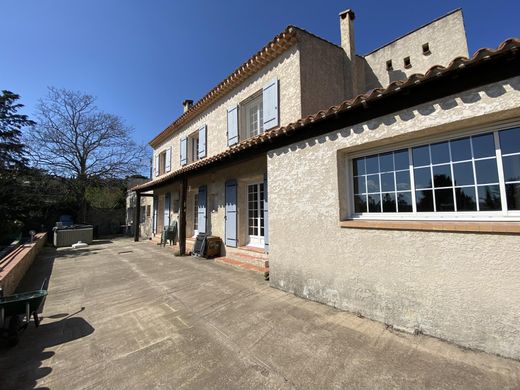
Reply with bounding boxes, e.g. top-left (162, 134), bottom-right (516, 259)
top-left (28, 87), bottom-right (147, 221)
